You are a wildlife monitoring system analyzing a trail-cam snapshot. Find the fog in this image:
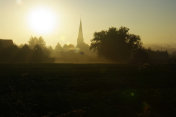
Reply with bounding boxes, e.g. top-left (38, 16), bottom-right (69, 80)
top-left (1, 27), bottom-right (176, 64)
